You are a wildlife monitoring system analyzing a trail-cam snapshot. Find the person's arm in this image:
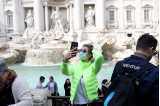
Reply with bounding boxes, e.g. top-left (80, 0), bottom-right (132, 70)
top-left (60, 62), bottom-right (74, 75)
top-left (111, 61), bottom-right (122, 82)
top-left (9, 77), bottom-right (33, 106)
top-left (92, 50), bottom-right (104, 74)
top-left (152, 70), bottom-right (159, 106)
top-left (44, 82), bottom-right (49, 88)
top-left (55, 82), bottom-right (58, 94)
top-left (60, 50), bottom-right (77, 75)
